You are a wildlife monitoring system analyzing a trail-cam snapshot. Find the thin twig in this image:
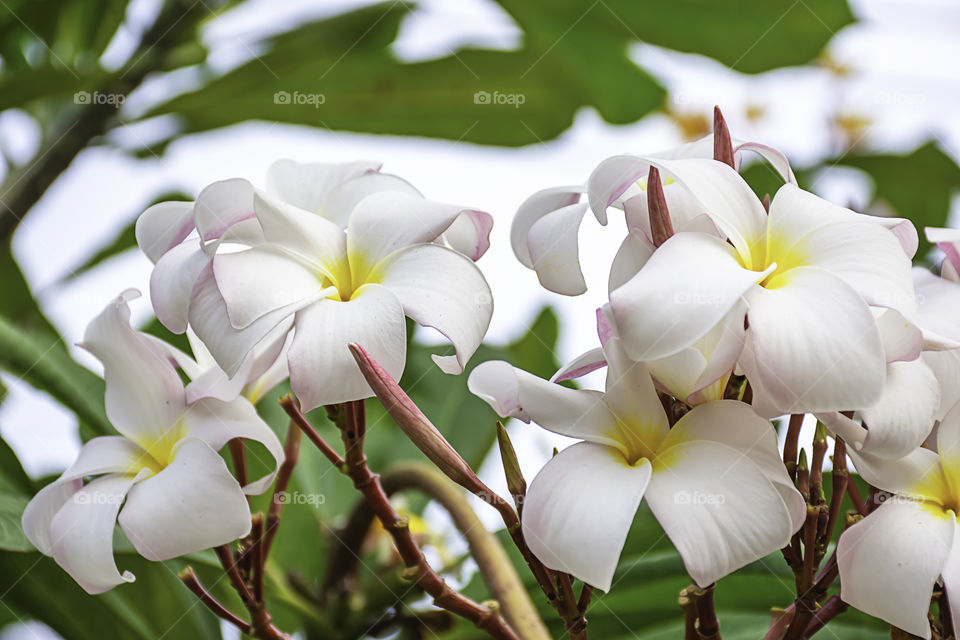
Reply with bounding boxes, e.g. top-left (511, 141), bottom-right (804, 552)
top-left (264, 419), bottom-right (302, 559)
top-left (179, 567), bottom-right (251, 633)
top-left (279, 395), bottom-right (345, 468)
